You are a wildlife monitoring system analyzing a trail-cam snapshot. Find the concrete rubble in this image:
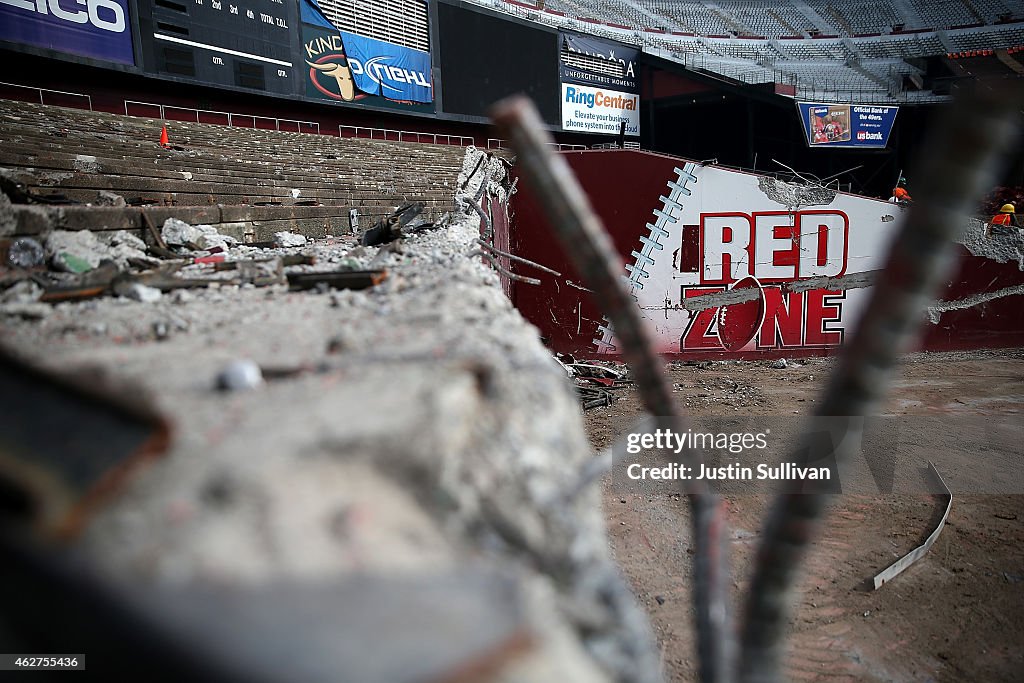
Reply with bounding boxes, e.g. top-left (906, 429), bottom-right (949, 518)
top-left (162, 218), bottom-right (238, 251)
top-left (0, 146), bottom-right (661, 683)
top-left (274, 231), bottom-right (307, 248)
